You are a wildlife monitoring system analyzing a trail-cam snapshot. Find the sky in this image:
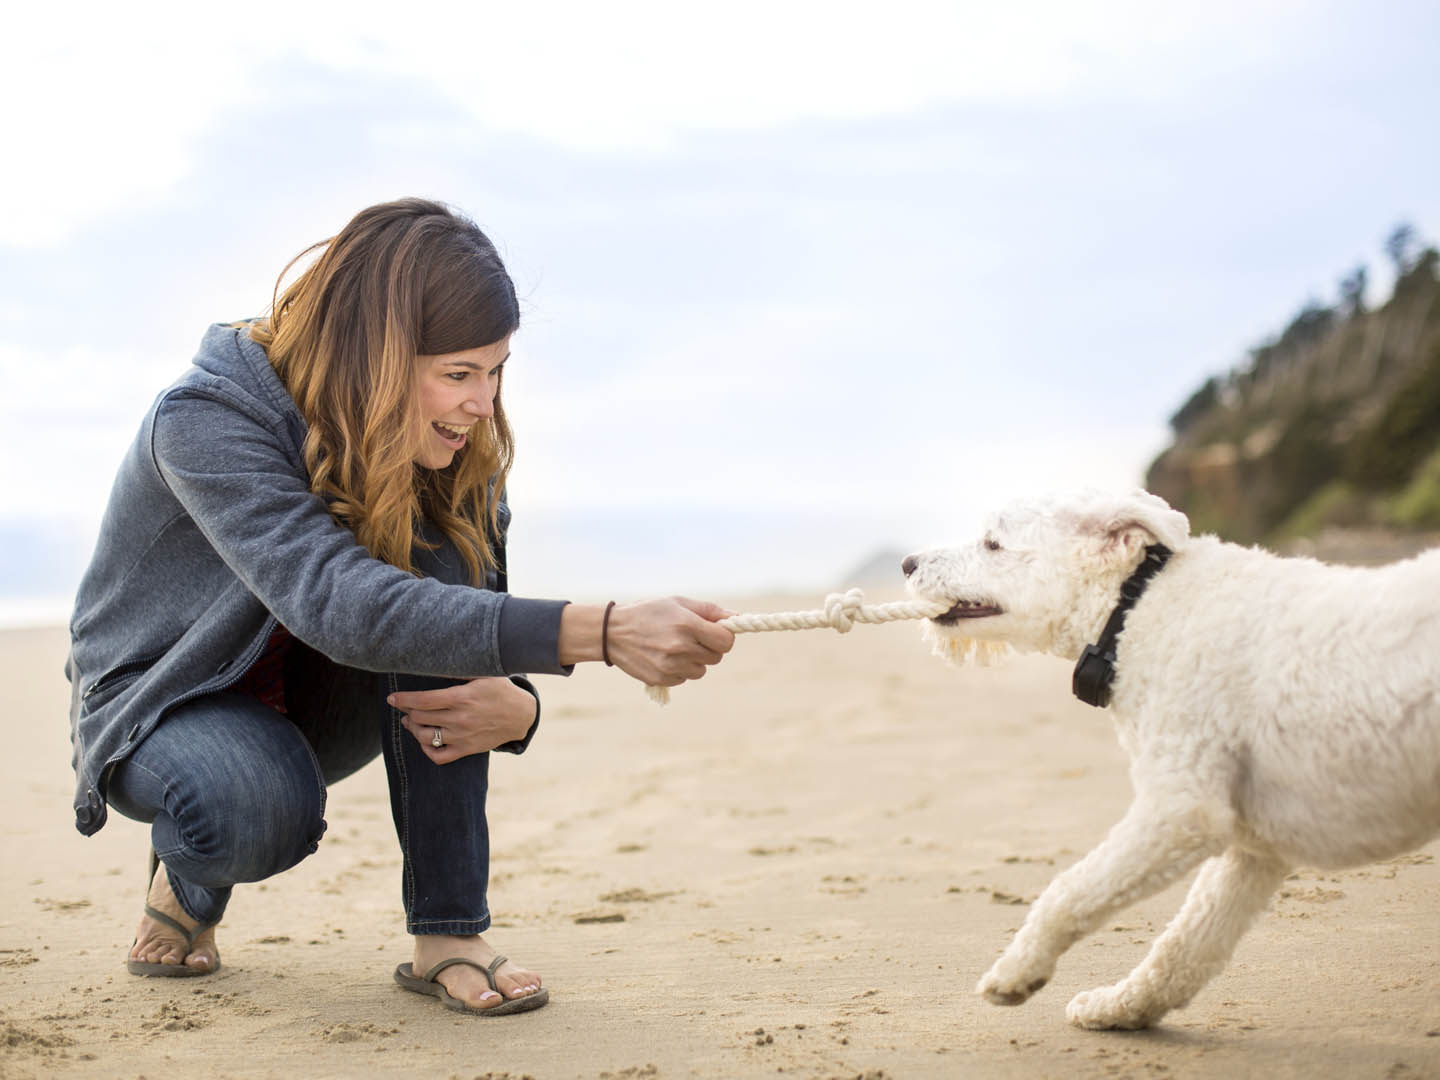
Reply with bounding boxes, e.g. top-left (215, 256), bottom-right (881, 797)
top-left (2, 0), bottom-right (1438, 618)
